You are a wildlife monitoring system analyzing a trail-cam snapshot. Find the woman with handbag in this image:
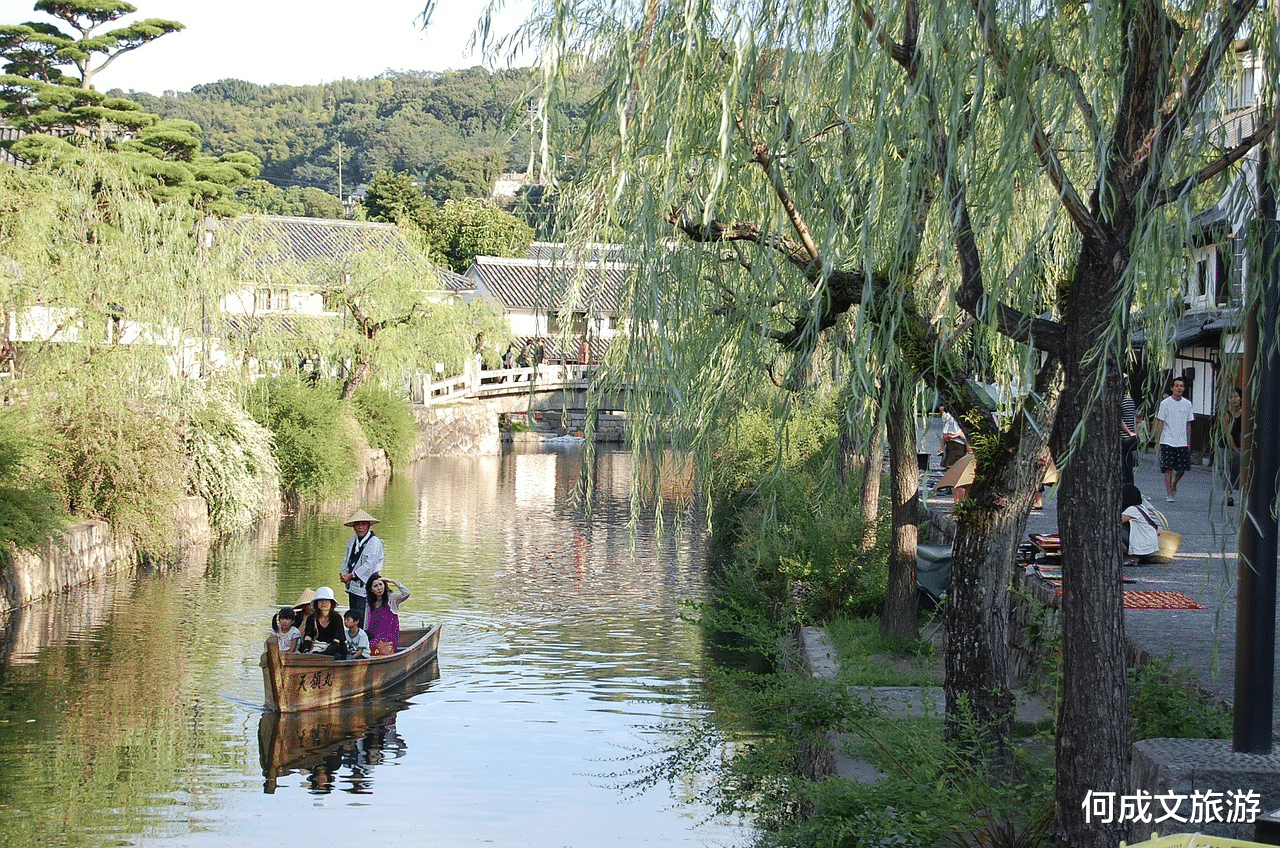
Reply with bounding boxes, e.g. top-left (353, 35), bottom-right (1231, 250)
top-left (1120, 485), bottom-right (1161, 562)
top-left (301, 586), bottom-right (345, 655)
